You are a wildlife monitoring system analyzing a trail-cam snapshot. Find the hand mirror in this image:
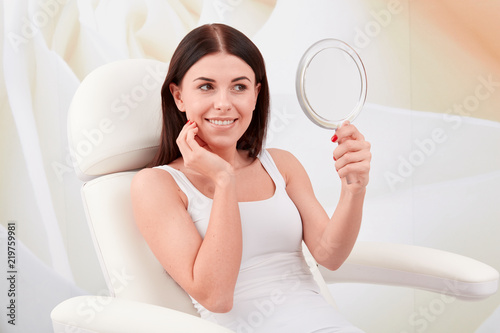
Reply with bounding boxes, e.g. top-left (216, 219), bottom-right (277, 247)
top-left (296, 39), bottom-right (367, 130)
